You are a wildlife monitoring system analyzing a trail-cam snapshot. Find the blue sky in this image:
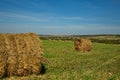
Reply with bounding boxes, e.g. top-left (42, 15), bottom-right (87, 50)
top-left (0, 0), bottom-right (120, 35)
